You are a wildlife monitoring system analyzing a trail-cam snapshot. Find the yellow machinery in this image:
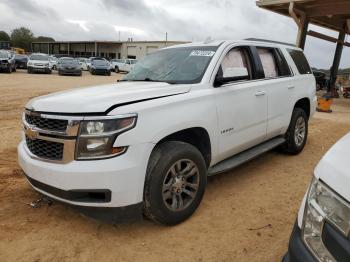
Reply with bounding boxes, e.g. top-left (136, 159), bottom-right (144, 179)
top-left (317, 96), bottom-right (333, 113)
top-left (11, 47), bottom-right (25, 54)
